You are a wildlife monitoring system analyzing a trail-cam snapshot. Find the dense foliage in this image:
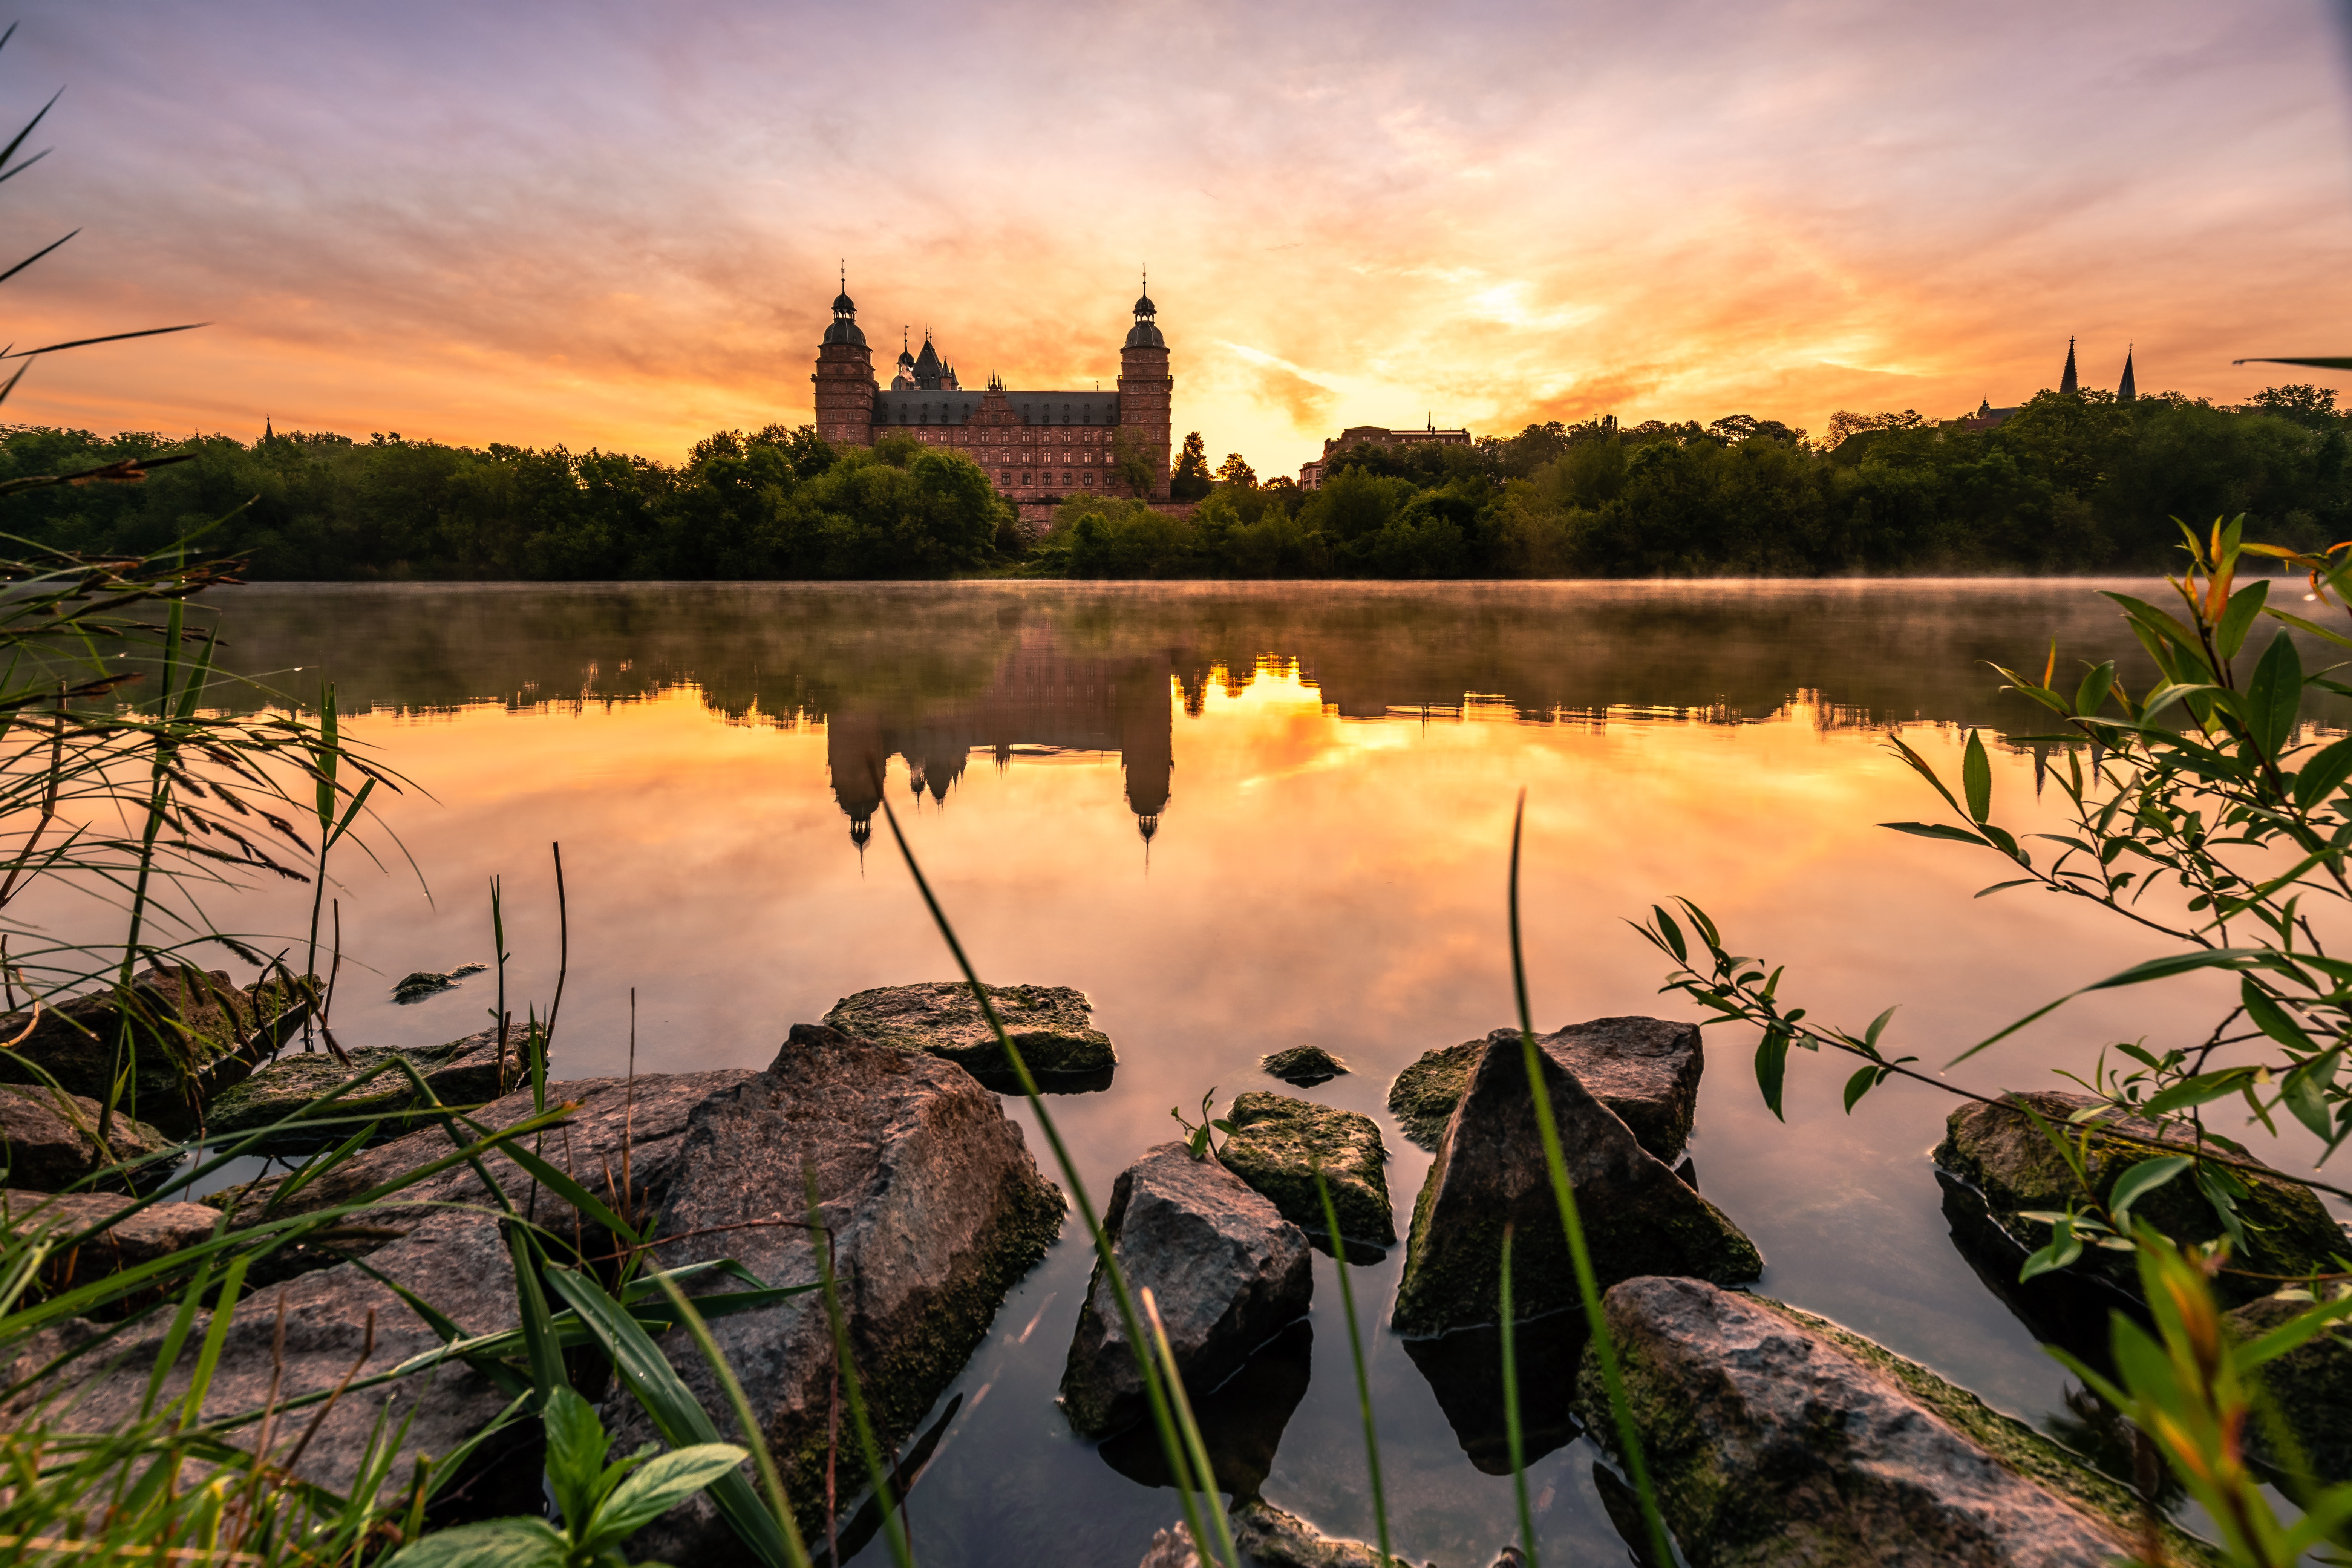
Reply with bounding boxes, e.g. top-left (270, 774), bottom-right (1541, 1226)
top-left (7, 383), bottom-right (2347, 580)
